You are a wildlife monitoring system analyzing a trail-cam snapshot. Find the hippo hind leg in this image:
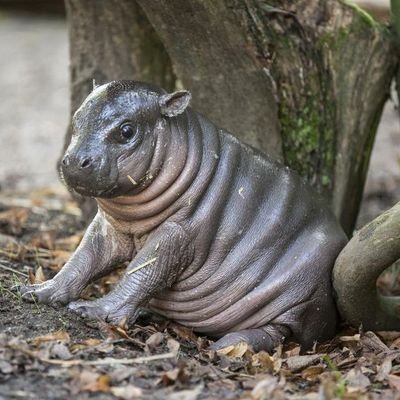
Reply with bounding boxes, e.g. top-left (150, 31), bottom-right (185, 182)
top-left (210, 324), bottom-right (290, 353)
